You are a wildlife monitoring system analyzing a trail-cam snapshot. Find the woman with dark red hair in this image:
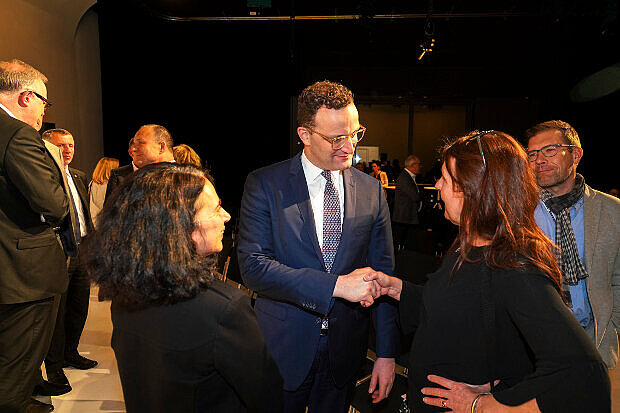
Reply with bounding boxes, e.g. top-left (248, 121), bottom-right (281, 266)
top-left (368, 131), bottom-right (610, 412)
